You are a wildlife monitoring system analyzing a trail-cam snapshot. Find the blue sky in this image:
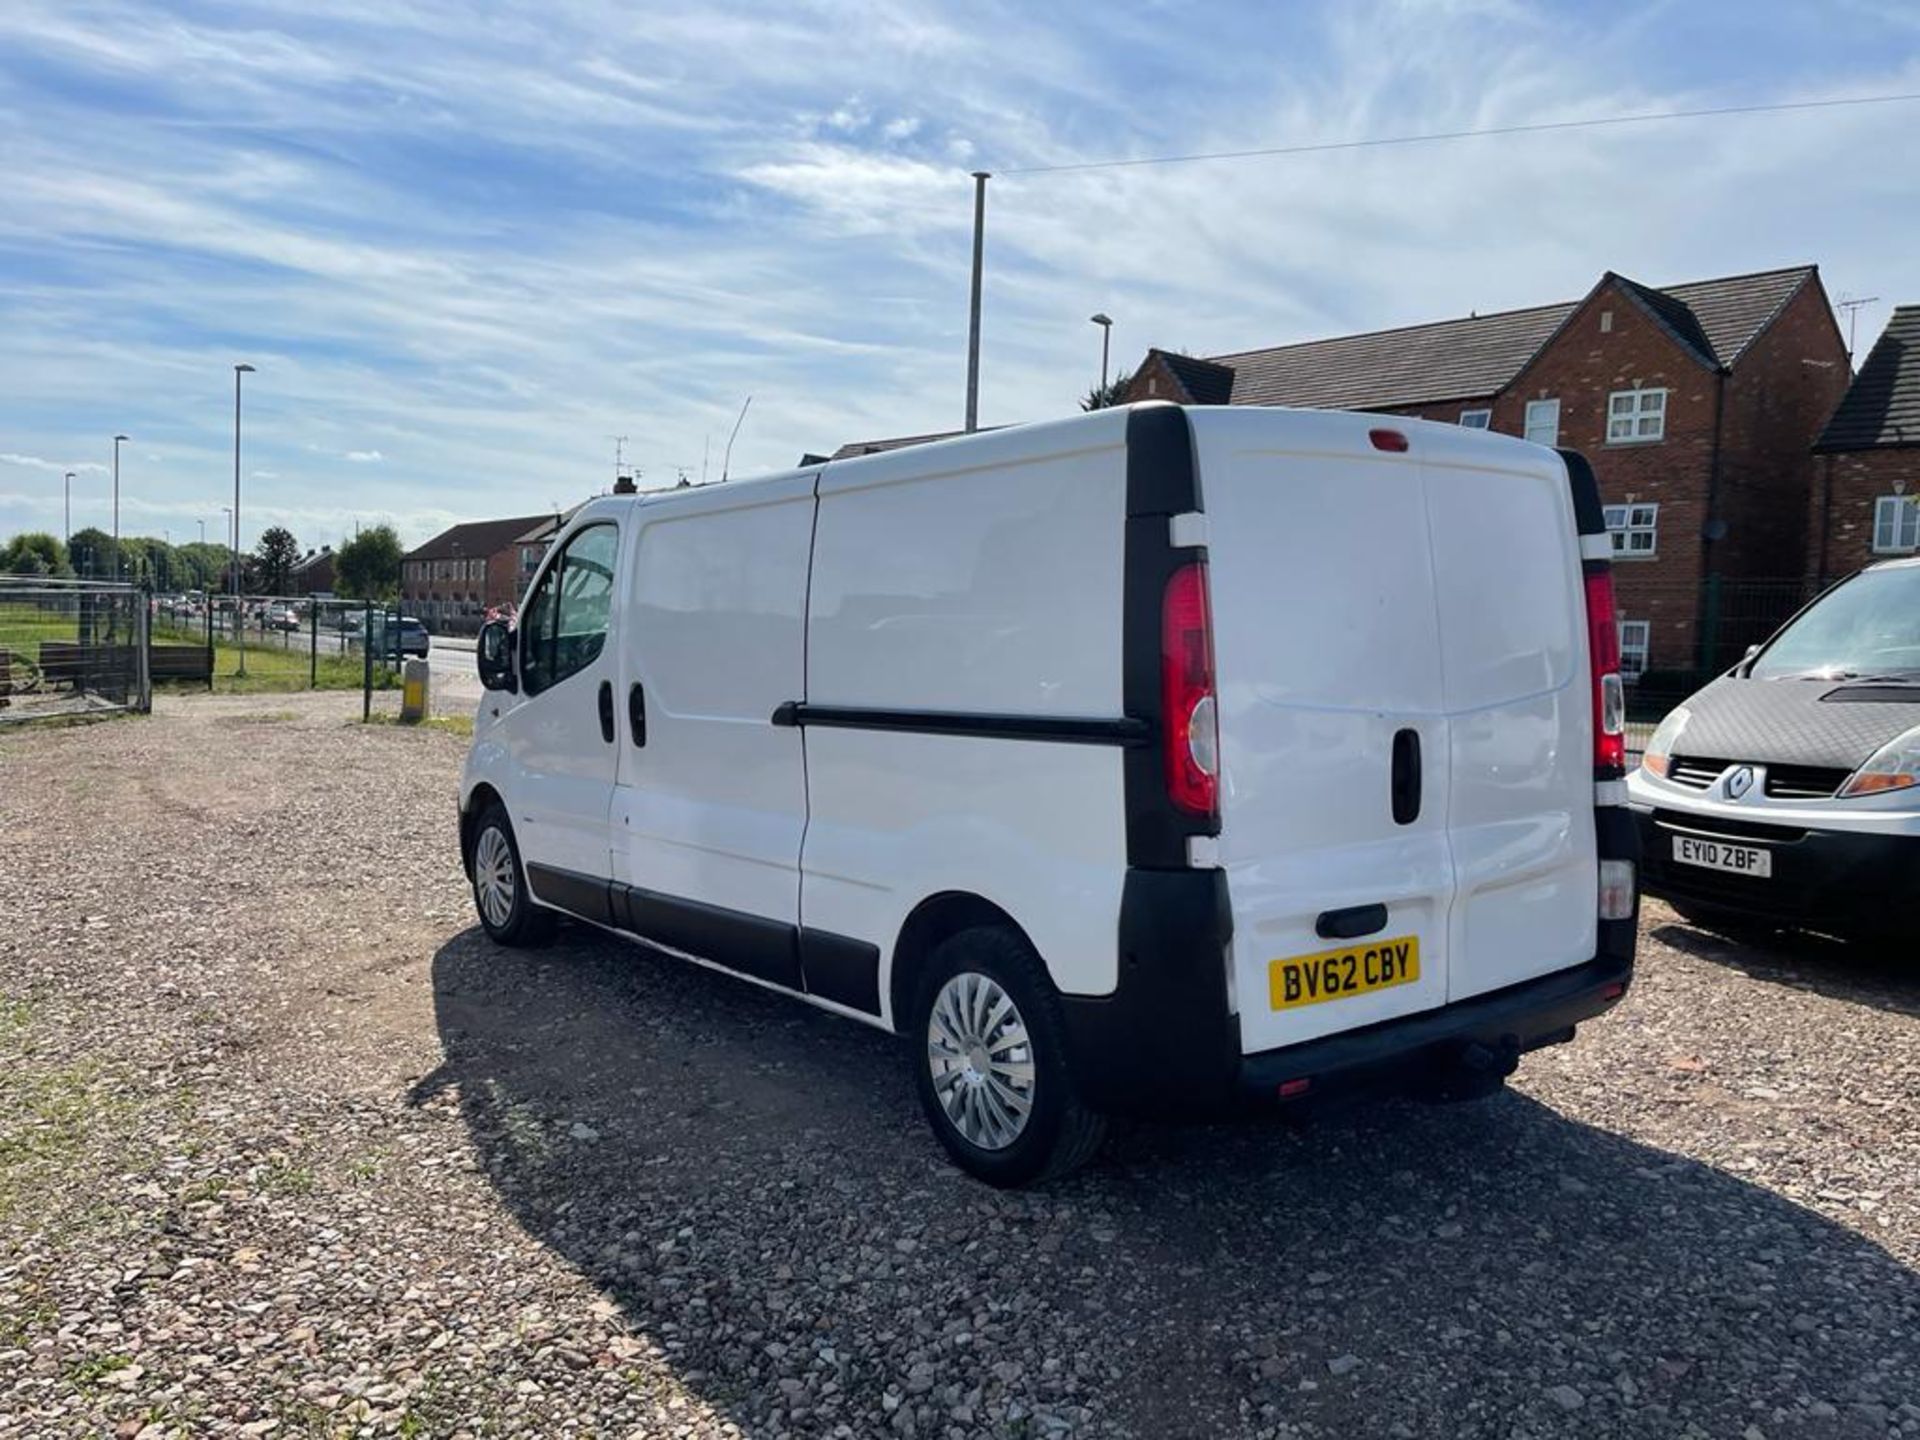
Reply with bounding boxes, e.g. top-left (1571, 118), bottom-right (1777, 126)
top-left (2, 0), bottom-right (1917, 551)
